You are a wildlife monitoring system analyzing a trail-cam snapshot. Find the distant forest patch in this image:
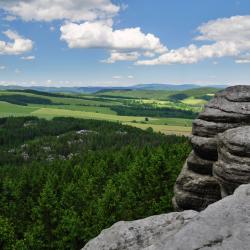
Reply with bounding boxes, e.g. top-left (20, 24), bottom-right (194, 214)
top-left (0, 94), bottom-right (53, 106)
top-left (111, 105), bottom-right (198, 119)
